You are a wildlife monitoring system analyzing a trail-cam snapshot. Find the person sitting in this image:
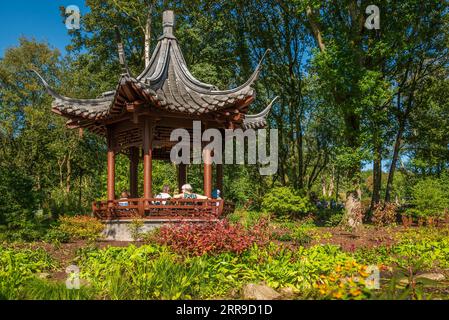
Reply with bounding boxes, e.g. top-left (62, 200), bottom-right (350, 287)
top-left (212, 189), bottom-right (221, 200)
top-left (174, 184), bottom-right (208, 200)
top-left (154, 185), bottom-right (172, 205)
top-left (211, 188), bottom-right (222, 207)
top-left (118, 191), bottom-right (130, 207)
